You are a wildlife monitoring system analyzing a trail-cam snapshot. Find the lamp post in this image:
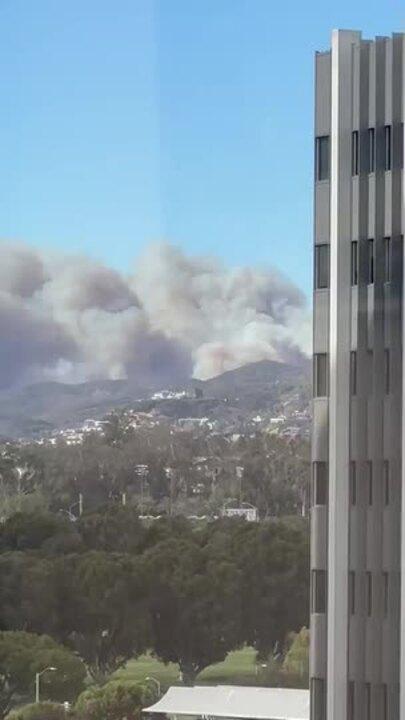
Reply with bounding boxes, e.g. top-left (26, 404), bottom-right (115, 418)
top-left (145, 676), bottom-right (161, 698)
top-left (35, 667), bottom-right (57, 703)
